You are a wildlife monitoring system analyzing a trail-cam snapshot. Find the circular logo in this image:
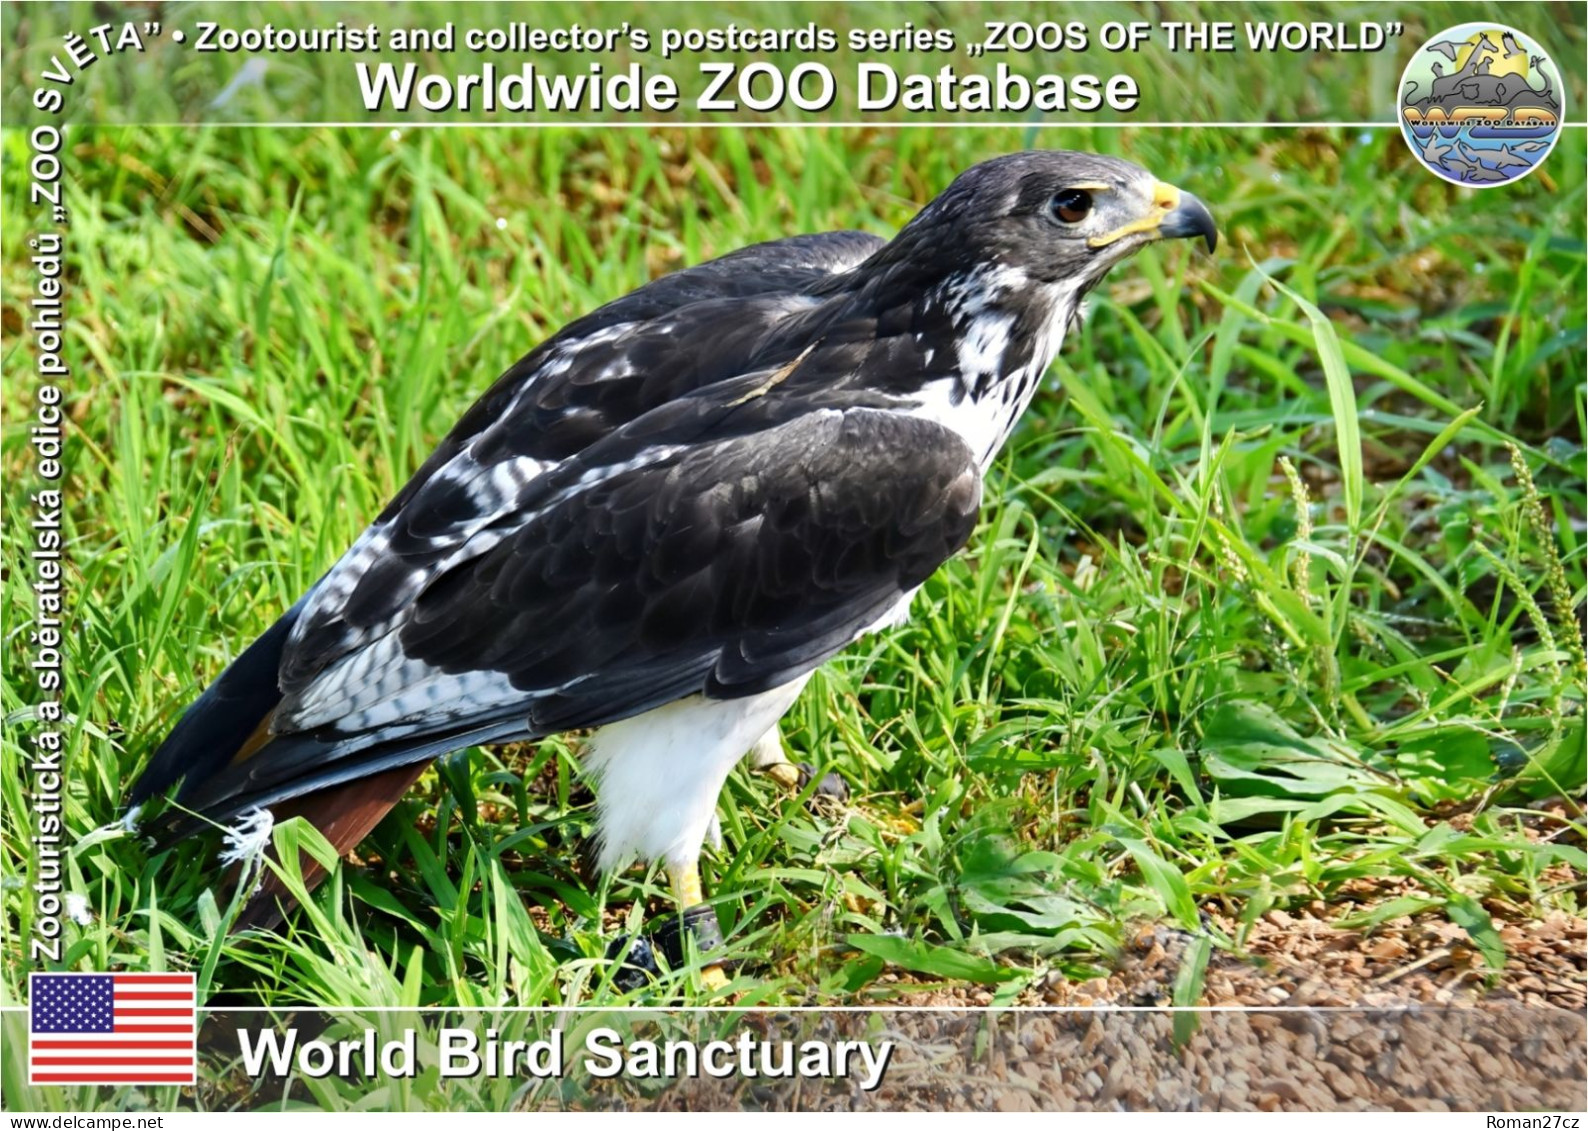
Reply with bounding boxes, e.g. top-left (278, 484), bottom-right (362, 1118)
top-left (1398, 23), bottom-right (1563, 186)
